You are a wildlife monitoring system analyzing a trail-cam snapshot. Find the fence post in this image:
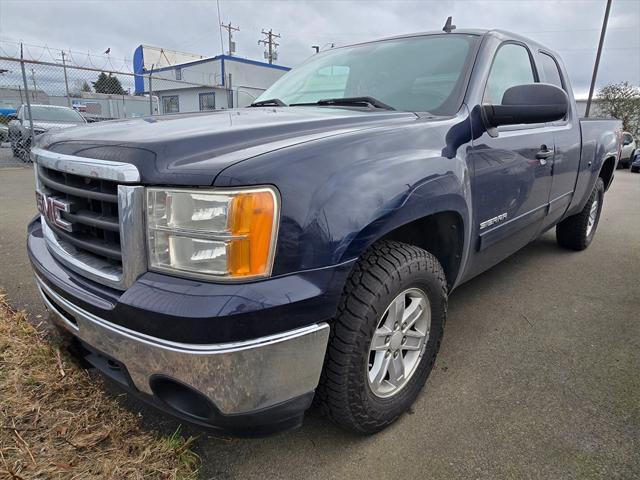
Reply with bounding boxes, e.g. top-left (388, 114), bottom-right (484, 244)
top-left (19, 44), bottom-right (35, 160)
top-left (60, 50), bottom-right (72, 108)
top-left (148, 65), bottom-right (154, 115)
